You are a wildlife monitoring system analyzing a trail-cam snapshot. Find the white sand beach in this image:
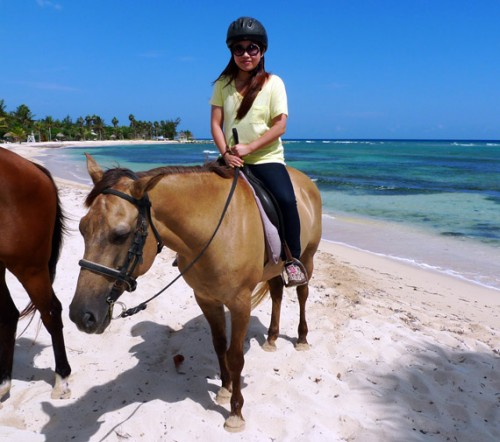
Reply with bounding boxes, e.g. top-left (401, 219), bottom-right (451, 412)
top-left (0, 142), bottom-right (499, 441)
